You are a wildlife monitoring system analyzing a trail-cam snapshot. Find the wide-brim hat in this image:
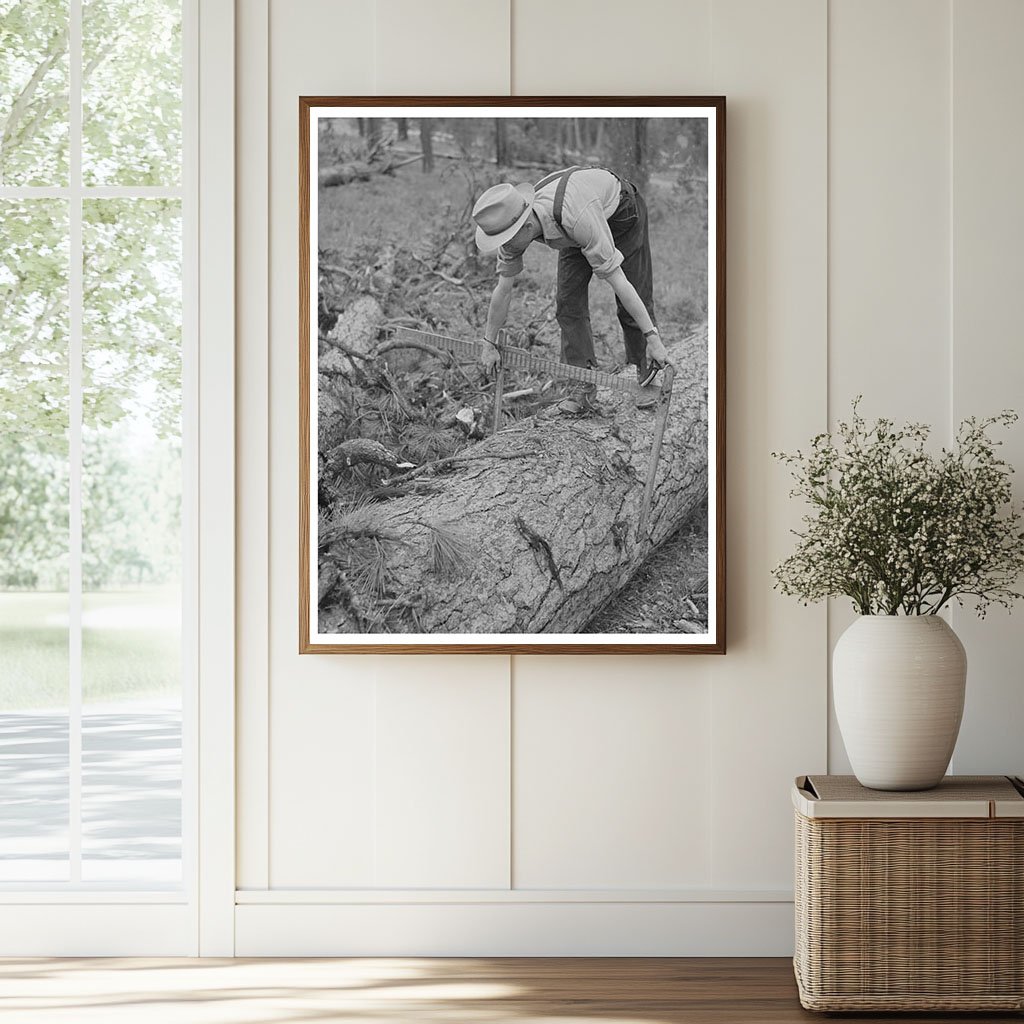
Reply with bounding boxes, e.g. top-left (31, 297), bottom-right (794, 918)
top-left (472, 182), bottom-right (535, 253)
